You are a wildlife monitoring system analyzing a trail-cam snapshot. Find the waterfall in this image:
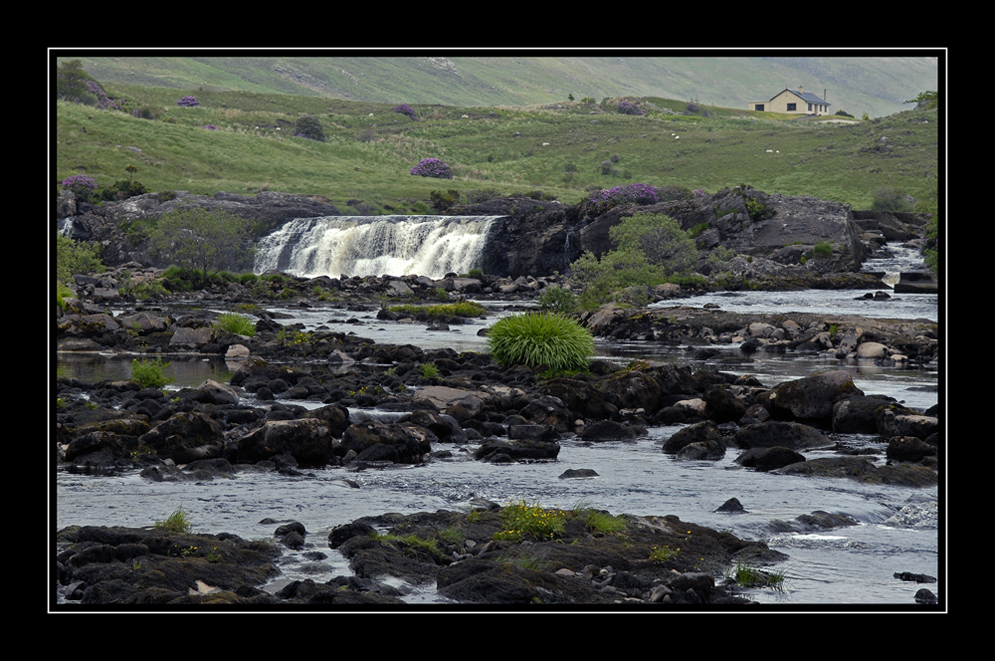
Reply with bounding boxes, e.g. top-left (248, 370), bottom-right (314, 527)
top-left (254, 215), bottom-right (503, 280)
